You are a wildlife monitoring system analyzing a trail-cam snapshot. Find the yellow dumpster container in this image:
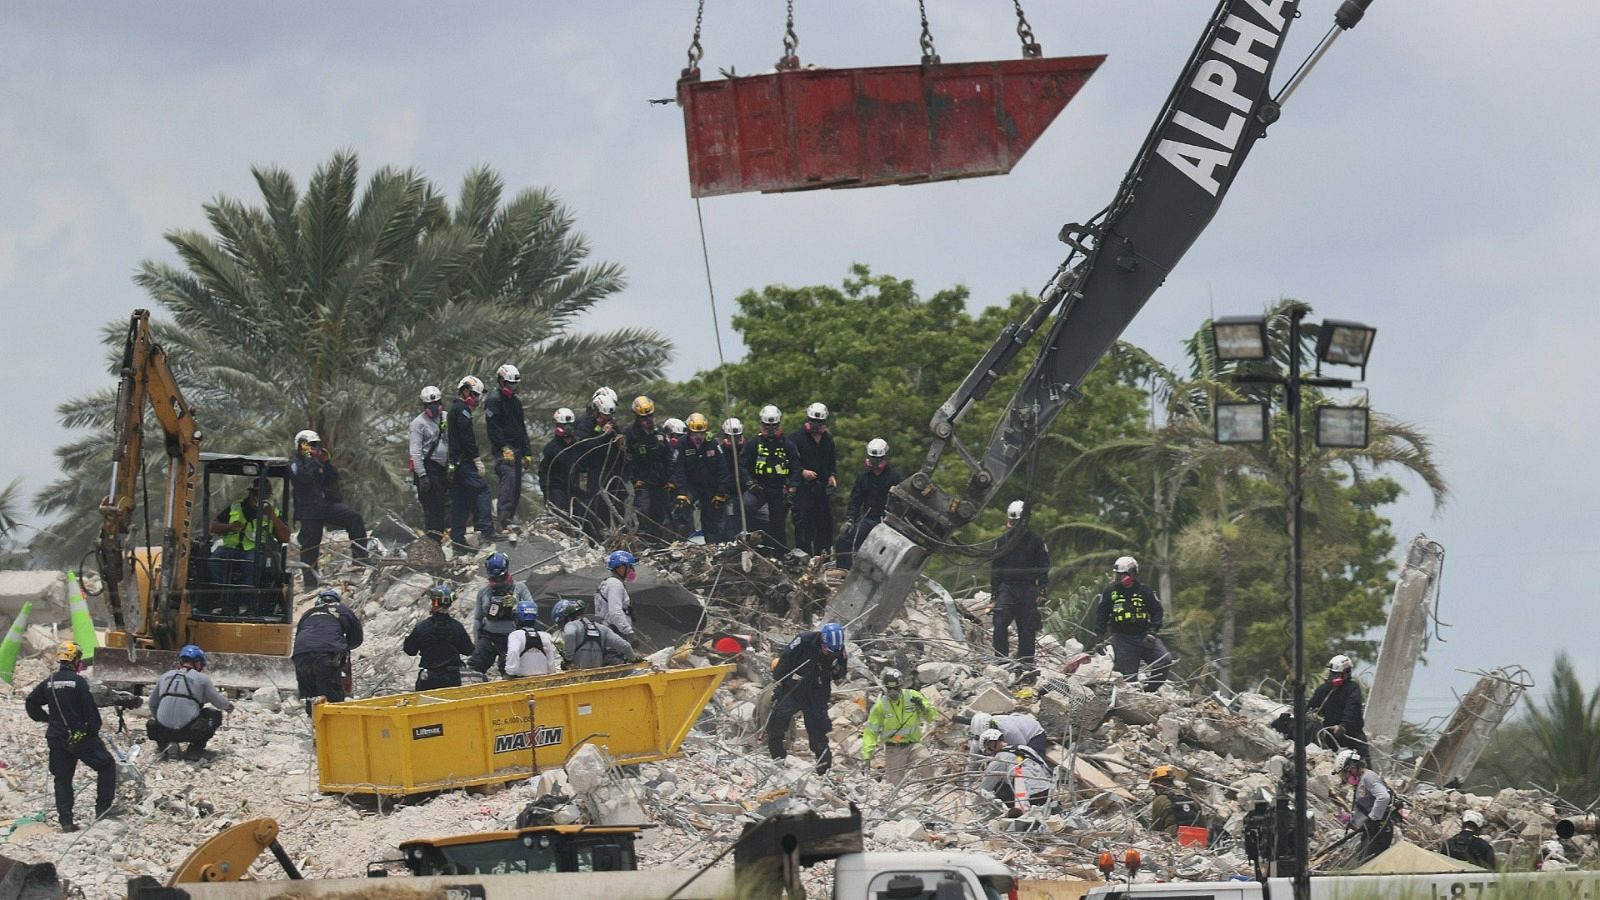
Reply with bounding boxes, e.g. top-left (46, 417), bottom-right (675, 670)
top-left (314, 663), bottom-right (732, 796)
